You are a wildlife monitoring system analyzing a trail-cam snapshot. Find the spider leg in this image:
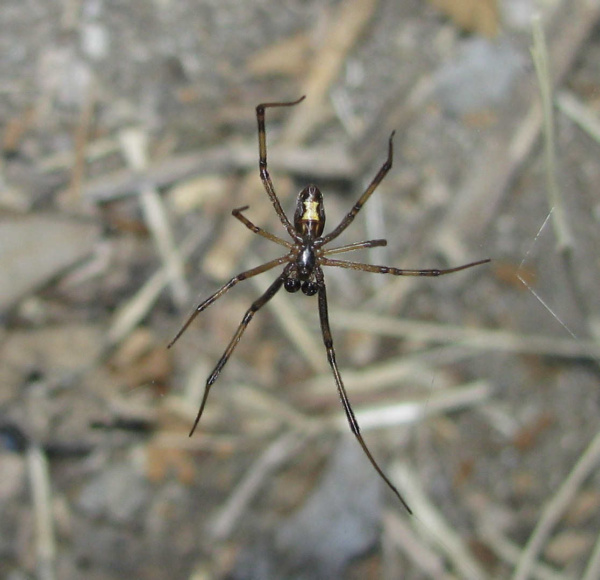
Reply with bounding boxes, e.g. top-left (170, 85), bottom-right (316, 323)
top-left (256, 96), bottom-right (306, 243)
top-left (315, 267), bottom-right (412, 513)
top-left (189, 267), bottom-right (290, 436)
top-left (168, 255), bottom-right (292, 349)
top-left (319, 132), bottom-right (395, 247)
top-left (322, 239), bottom-right (387, 257)
top-left (320, 256), bottom-right (491, 276)
top-left (232, 206), bottom-right (294, 249)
